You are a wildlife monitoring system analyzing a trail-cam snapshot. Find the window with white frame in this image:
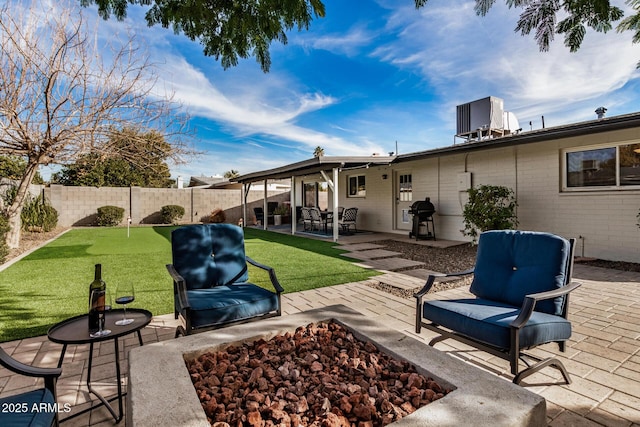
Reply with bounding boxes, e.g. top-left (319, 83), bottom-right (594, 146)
top-left (347, 175), bottom-right (366, 197)
top-left (563, 141), bottom-right (640, 190)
